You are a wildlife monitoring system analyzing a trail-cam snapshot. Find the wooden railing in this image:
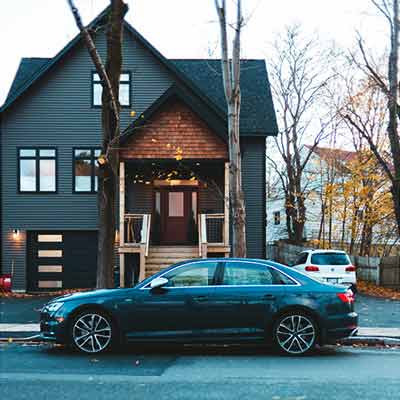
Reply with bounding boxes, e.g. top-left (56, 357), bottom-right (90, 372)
top-left (123, 213), bottom-right (152, 256)
top-left (198, 213), bottom-right (226, 257)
